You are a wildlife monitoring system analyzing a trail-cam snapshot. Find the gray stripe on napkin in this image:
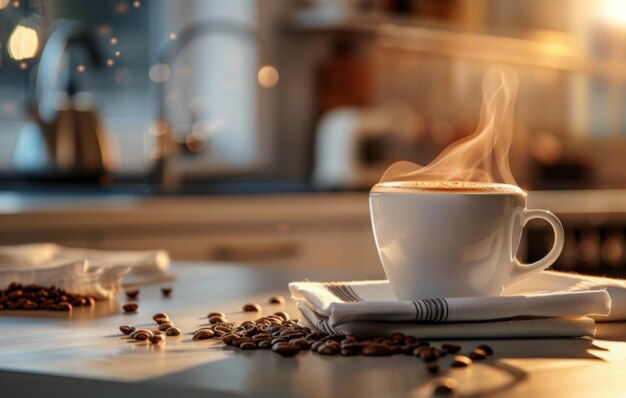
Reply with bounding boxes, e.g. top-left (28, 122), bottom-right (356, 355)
top-left (317, 319), bottom-right (343, 336)
top-left (411, 298), bottom-right (449, 323)
top-left (322, 284), bottom-right (363, 303)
